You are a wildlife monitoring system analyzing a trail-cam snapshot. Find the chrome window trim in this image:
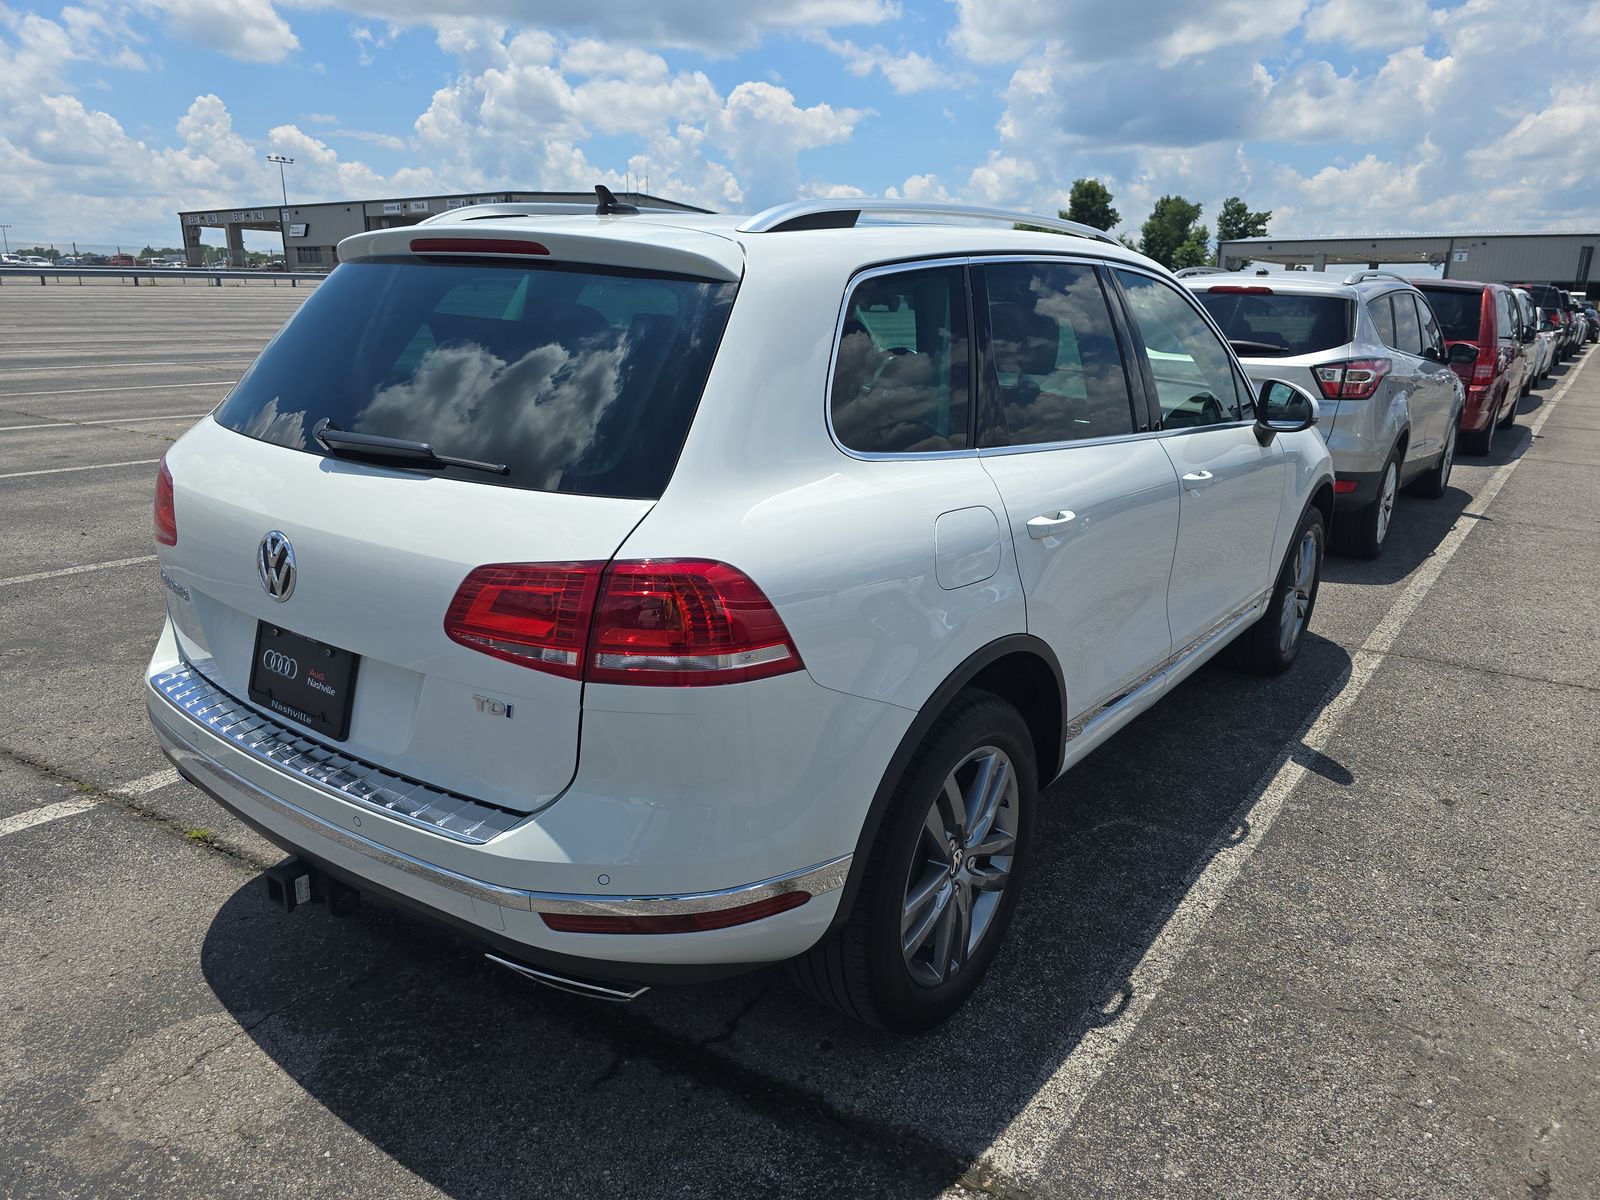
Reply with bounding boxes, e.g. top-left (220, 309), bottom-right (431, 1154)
top-left (152, 682), bottom-right (852, 916)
